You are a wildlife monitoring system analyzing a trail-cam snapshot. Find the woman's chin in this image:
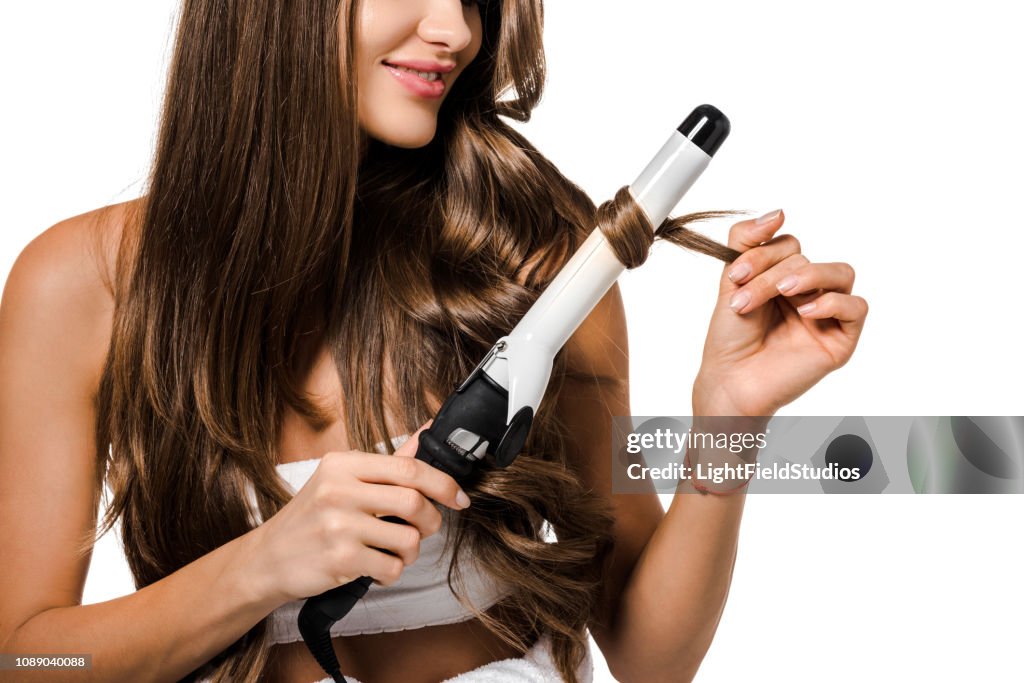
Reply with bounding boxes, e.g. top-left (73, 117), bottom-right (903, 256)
top-left (366, 123), bottom-right (437, 150)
